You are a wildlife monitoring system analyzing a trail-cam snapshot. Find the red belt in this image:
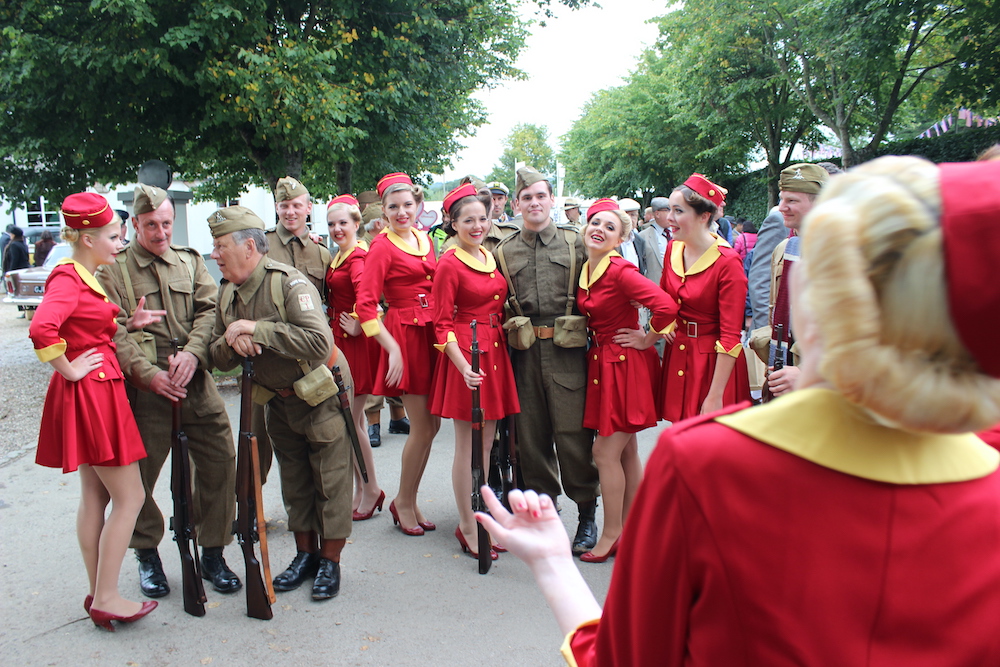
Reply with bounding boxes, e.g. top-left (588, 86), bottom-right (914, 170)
top-left (677, 319), bottom-right (718, 338)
